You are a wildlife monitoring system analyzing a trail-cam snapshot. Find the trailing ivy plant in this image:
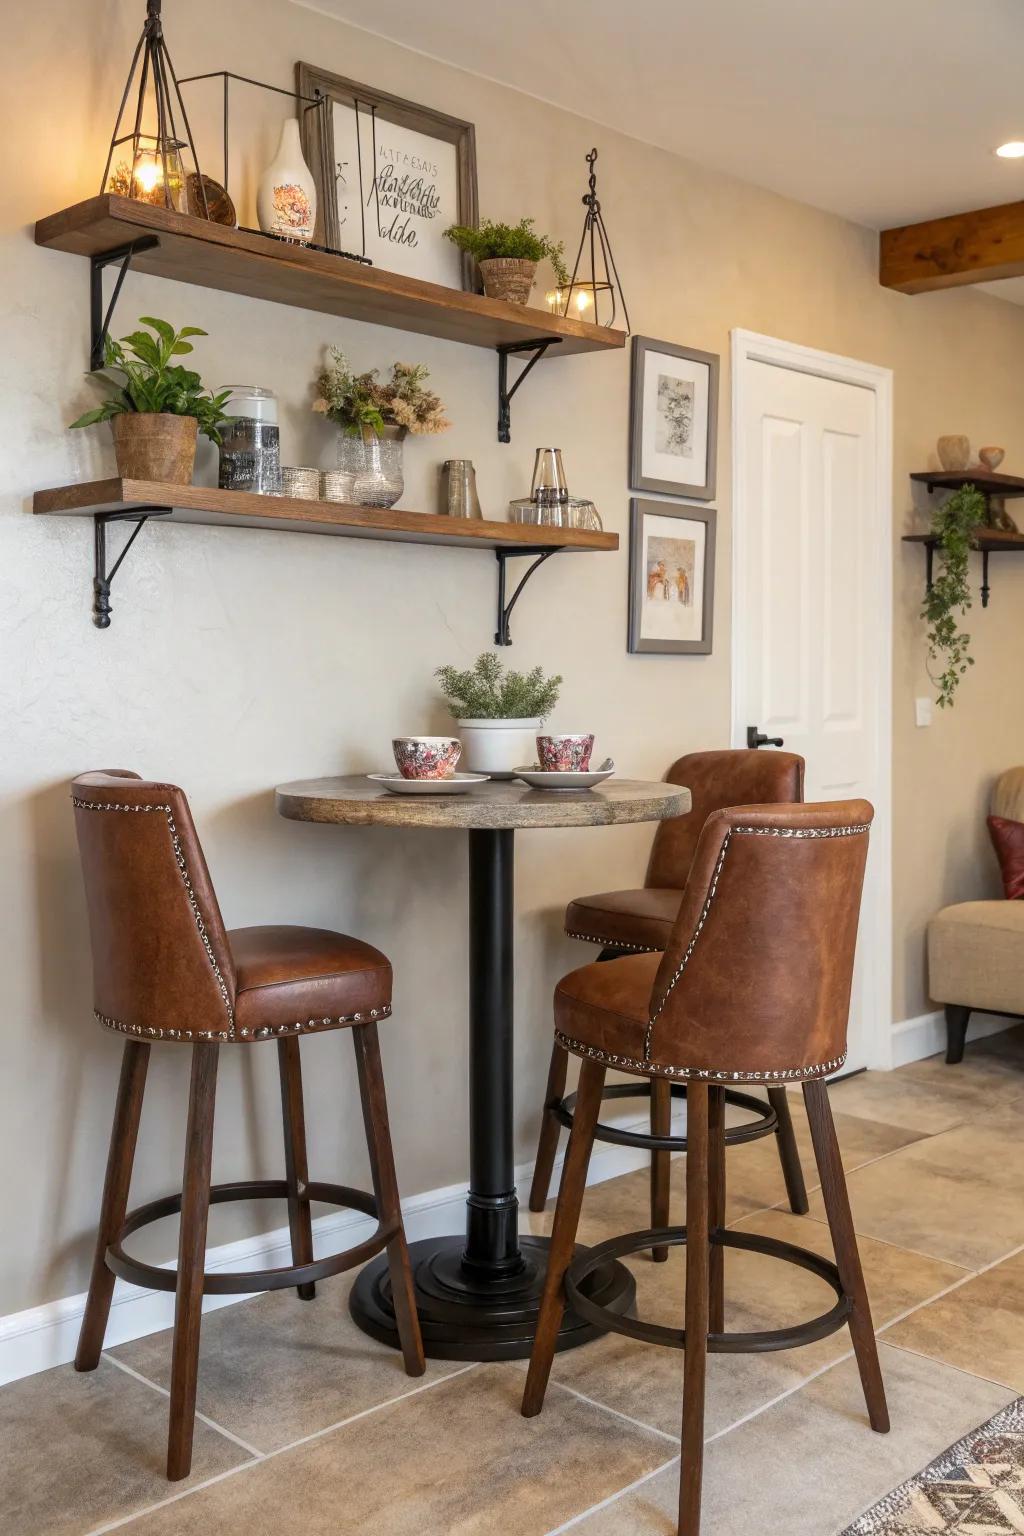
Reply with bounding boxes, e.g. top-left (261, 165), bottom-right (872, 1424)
top-left (921, 483), bottom-right (987, 708)
top-left (435, 652), bottom-right (562, 720)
